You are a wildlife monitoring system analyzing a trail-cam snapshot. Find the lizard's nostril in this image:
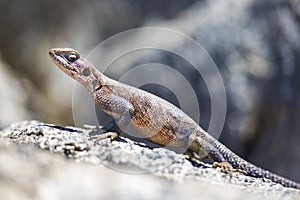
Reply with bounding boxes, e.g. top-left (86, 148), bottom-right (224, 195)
top-left (49, 51), bottom-right (55, 57)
